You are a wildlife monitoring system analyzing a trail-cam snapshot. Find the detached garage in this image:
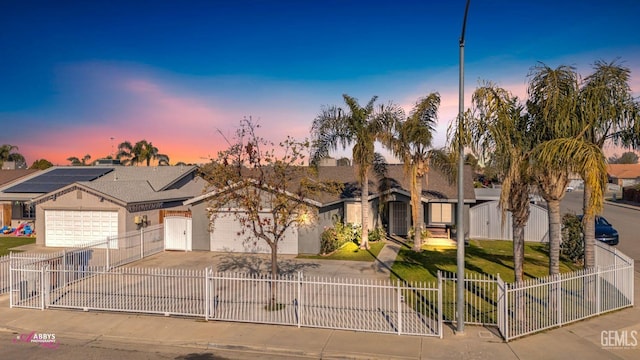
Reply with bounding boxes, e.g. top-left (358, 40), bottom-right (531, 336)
top-left (45, 210), bottom-right (118, 248)
top-left (210, 212), bottom-right (298, 254)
